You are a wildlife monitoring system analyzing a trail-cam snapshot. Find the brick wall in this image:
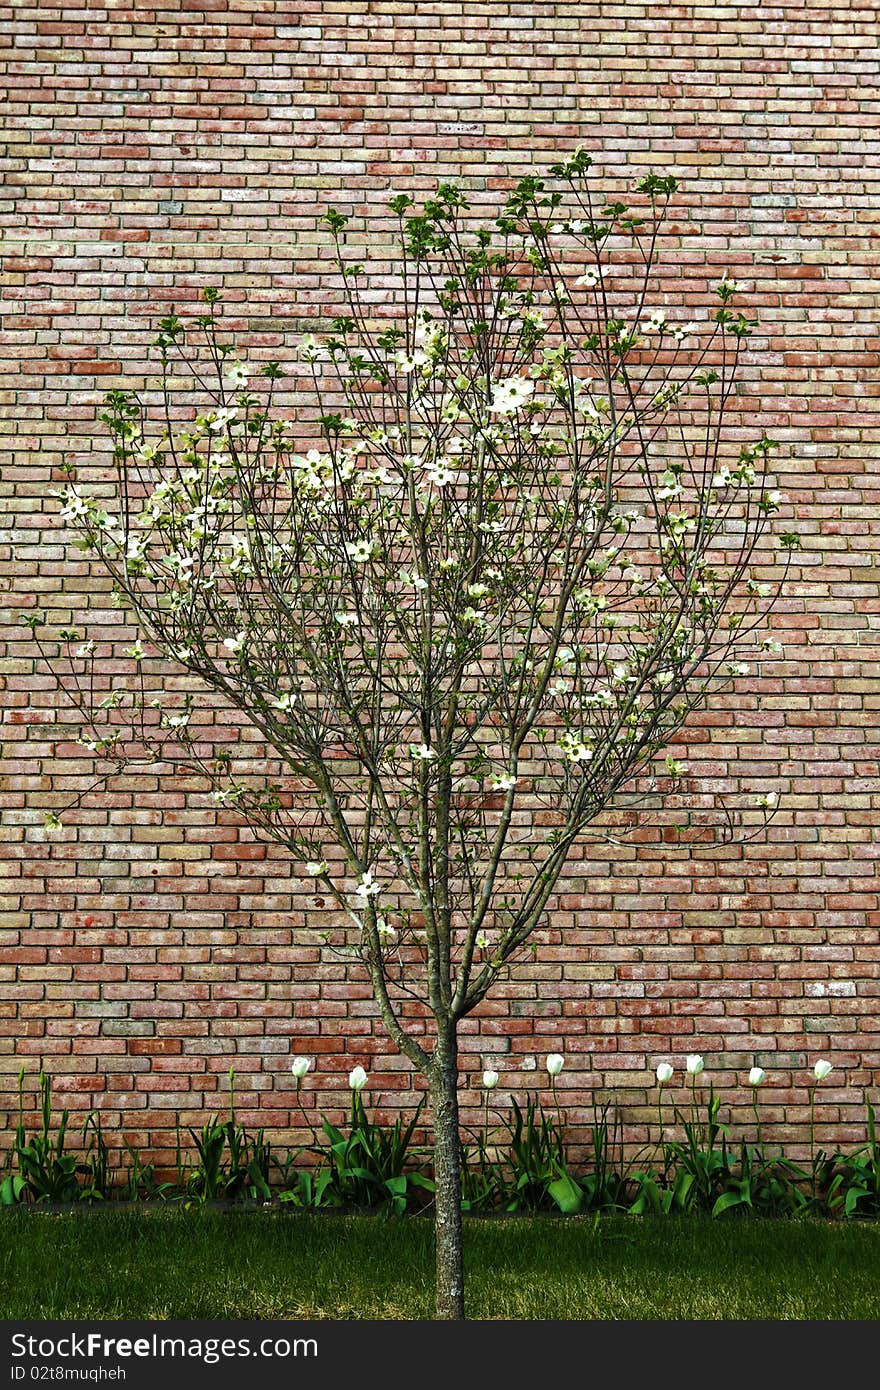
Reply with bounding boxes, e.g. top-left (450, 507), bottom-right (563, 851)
top-left (1, 1), bottom-right (878, 1172)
